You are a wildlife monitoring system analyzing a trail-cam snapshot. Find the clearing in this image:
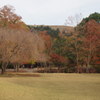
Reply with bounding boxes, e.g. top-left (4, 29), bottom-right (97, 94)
top-left (0, 73), bottom-right (100, 100)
